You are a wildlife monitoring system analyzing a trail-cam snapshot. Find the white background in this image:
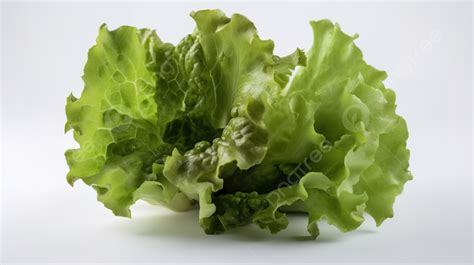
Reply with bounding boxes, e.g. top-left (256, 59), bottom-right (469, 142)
top-left (1, 2), bottom-right (472, 264)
